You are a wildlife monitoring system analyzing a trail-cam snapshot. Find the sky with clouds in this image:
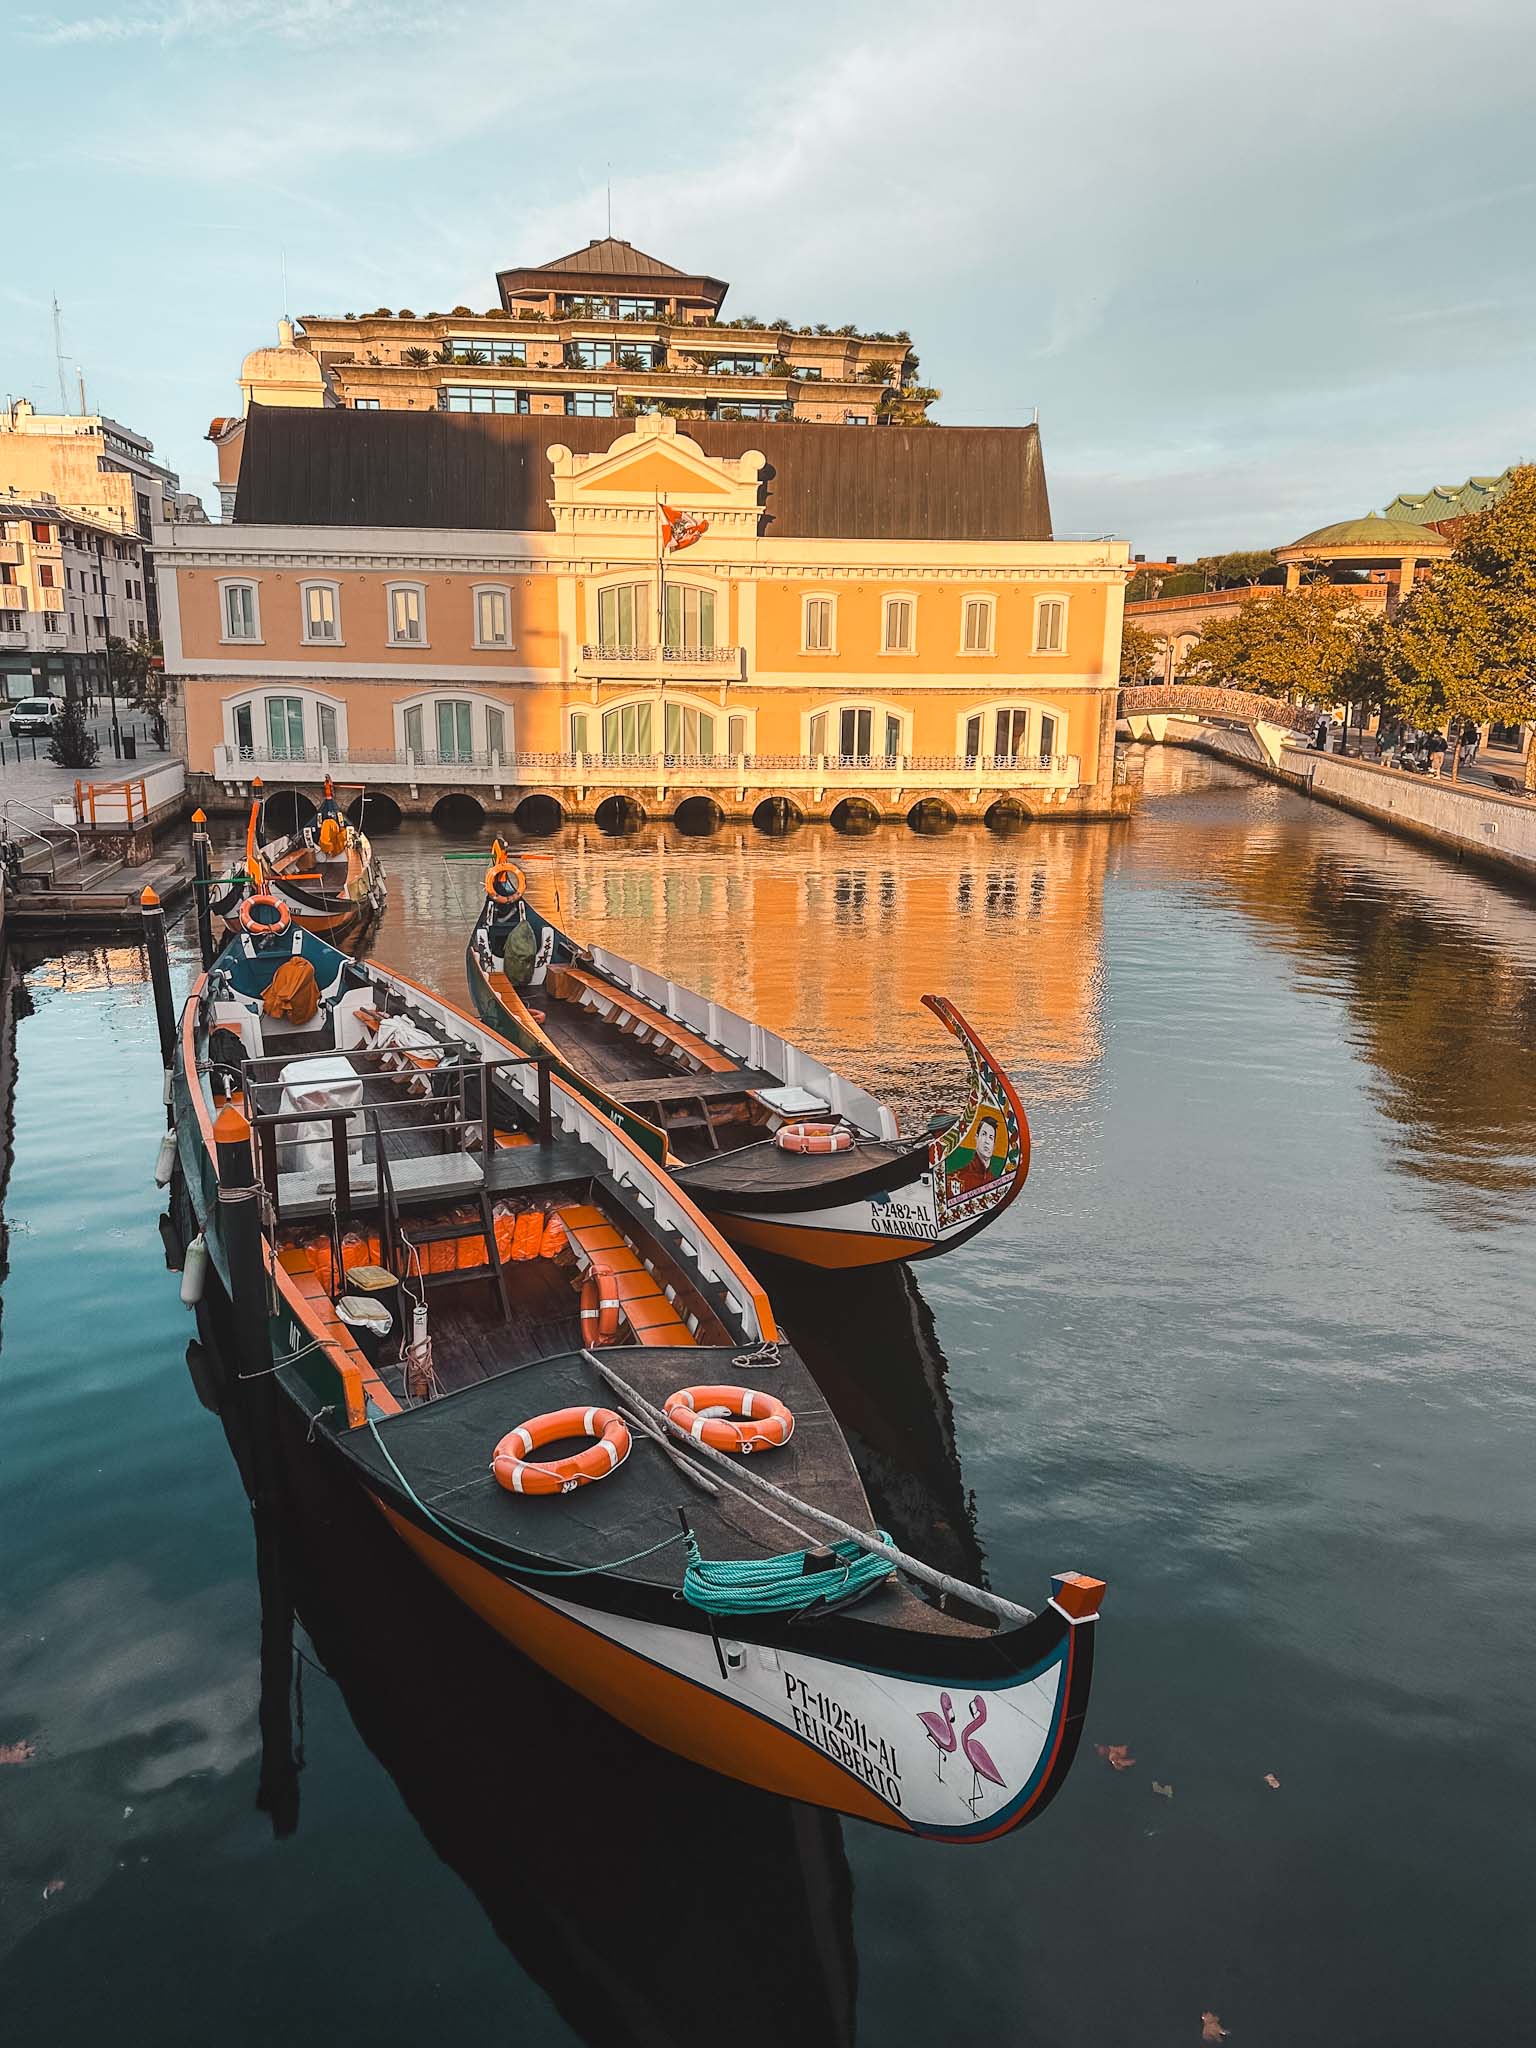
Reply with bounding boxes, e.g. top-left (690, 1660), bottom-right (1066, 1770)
top-left (3, 0), bottom-right (1533, 552)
